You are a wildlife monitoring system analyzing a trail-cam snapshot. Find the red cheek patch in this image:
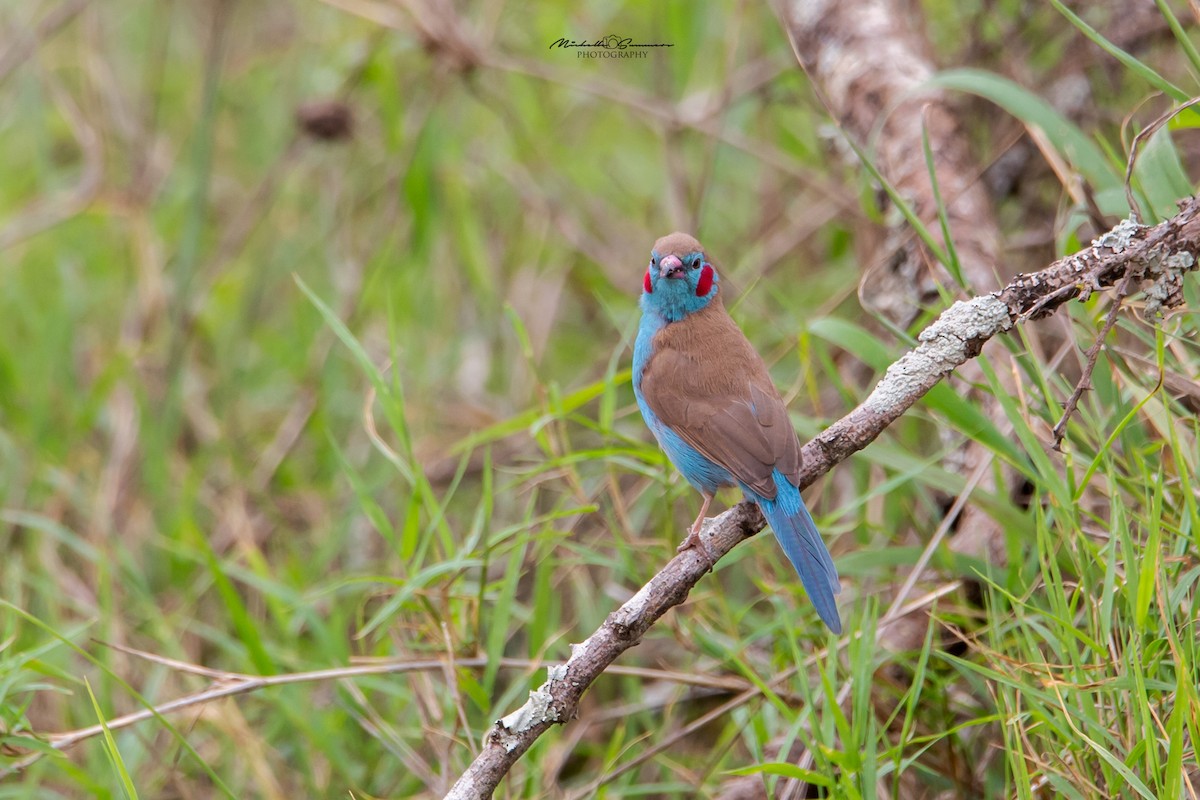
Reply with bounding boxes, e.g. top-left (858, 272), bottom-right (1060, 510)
top-left (644, 270), bottom-right (653, 293)
top-left (695, 265), bottom-right (714, 296)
